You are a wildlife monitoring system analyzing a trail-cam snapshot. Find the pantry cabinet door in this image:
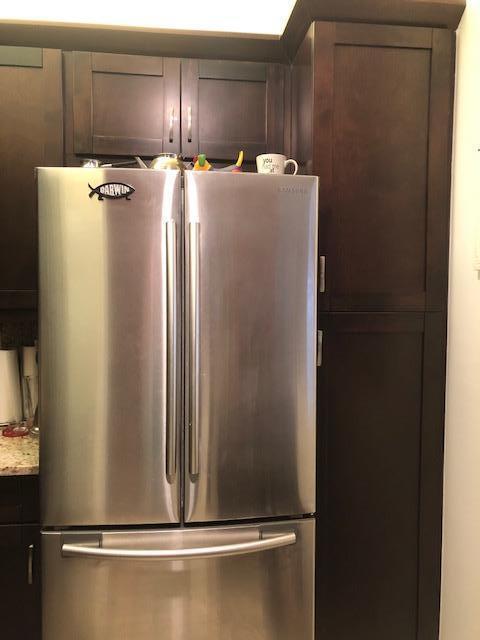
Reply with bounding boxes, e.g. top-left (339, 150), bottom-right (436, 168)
top-left (292, 24), bottom-right (454, 312)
